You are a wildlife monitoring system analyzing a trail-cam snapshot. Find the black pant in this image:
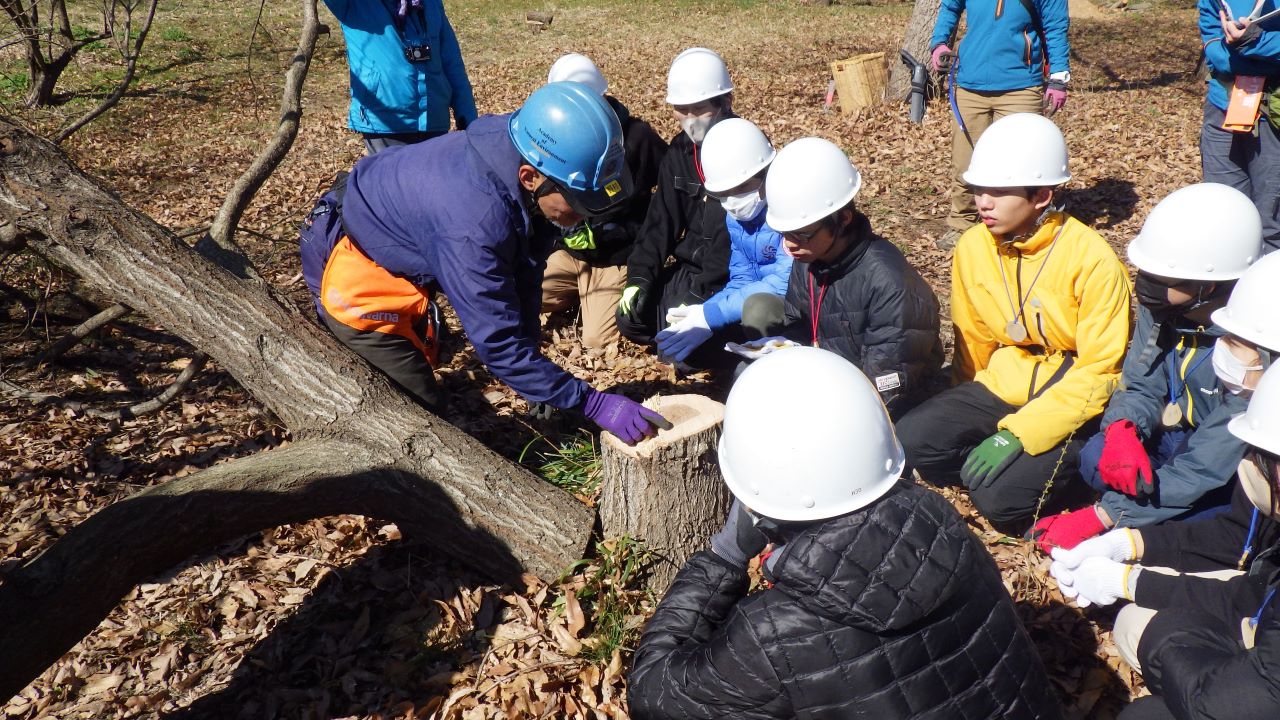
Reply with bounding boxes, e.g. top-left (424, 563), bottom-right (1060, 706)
top-left (1117, 697), bottom-right (1176, 720)
top-left (895, 381), bottom-right (1094, 533)
top-left (322, 309), bottom-right (444, 411)
top-left (616, 262), bottom-right (745, 371)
